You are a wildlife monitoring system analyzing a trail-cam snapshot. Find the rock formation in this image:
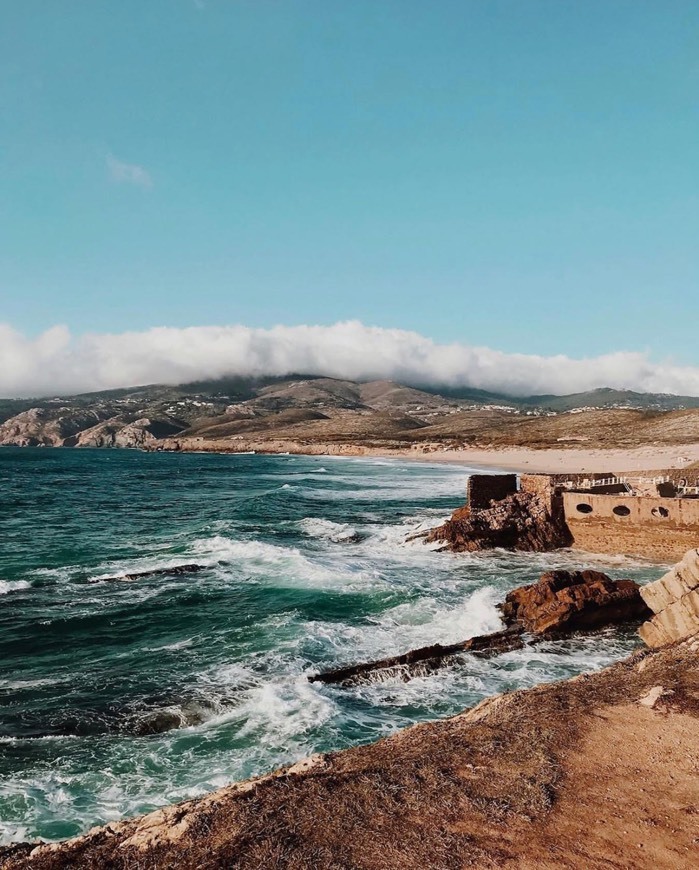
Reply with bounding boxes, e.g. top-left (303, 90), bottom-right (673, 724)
top-left (89, 564), bottom-right (206, 584)
top-left (0, 407), bottom-right (186, 448)
top-left (500, 569), bottom-right (651, 636)
top-left (309, 627), bottom-right (525, 686)
top-left (639, 548), bottom-right (699, 647)
top-left (426, 488), bottom-right (573, 552)
top-left (0, 408), bottom-right (113, 447)
top-left (311, 569), bottom-right (649, 685)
